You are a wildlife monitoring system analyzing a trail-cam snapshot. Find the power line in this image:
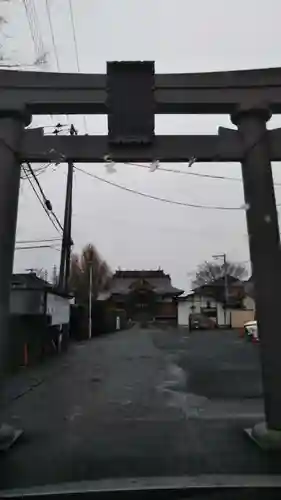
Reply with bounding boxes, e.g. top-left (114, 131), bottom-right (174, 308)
top-left (21, 163), bottom-right (51, 180)
top-left (21, 144), bottom-right (281, 187)
top-left (74, 166), bottom-right (244, 211)
top-left (15, 244), bottom-right (60, 251)
top-left (16, 237), bottom-right (61, 244)
top-left (22, 165), bottom-right (62, 235)
top-left (22, 0), bottom-right (46, 64)
top-left (68, 0), bottom-right (88, 134)
top-left (127, 161), bottom-right (243, 181)
top-left (26, 162), bottom-right (64, 231)
top-left (45, 4), bottom-right (69, 127)
top-left (68, 0), bottom-right (80, 72)
top-left (45, 0), bottom-right (60, 71)
top-left (23, 121), bottom-right (281, 185)
top-left (19, 144), bottom-right (281, 211)
top-left (22, 165), bottom-right (61, 234)
top-left (103, 157), bottom-right (281, 186)
top-left (104, 130), bottom-right (281, 186)
top-left (26, 162), bottom-right (48, 201)
top-left (125, 161), bottom-right (281, 186)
